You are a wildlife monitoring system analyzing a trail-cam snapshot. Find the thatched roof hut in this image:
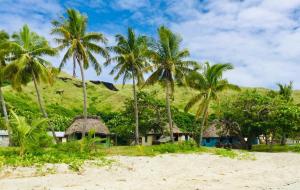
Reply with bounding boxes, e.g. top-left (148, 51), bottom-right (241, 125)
top-left (66, 116), bottom-right (110, 136)
top-left (163, 123), bottom-right (183, 134)
top-left (203, 125), bottom-right (219, 138)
